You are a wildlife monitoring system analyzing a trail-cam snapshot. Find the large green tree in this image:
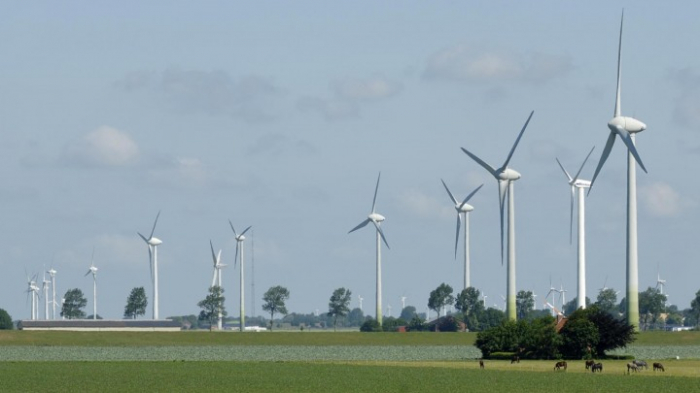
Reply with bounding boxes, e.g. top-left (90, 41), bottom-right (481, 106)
top-left (595, 288), bottom-right (619, 315)
top-left (198, 286), bottom-right (226, 331)
top-left (516, 290), bottom-right (535, 320)
top-left (691, 290), bottom-right (700, 328)
top-left (123, 287), bottom-right (148, 319)
top-left (455, 287), bottom-right (482, 316)
top-left (262, 285), bottom-right (290, 330)
top-left (61, 288), bottom-right (87, 319)
top-left (399, 306), bottom-right (417, 321)
top-left (638, 287), bottom-right (667, 330)
top-left (0, 308), bottom-right (13, 330)
top-left (428, 283), bottom-right (454, 318)
top-left (327, 287), bottom-right (352, 331)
